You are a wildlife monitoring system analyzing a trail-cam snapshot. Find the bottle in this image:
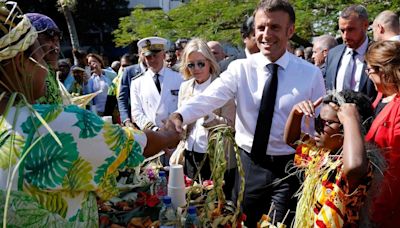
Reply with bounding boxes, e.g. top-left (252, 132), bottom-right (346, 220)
top-left (184, 206), bottom-right (200, 228)
top-left (155, 171), bottom-right (168, 199)
top-left (159, 196), bottom-right (178, 228)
